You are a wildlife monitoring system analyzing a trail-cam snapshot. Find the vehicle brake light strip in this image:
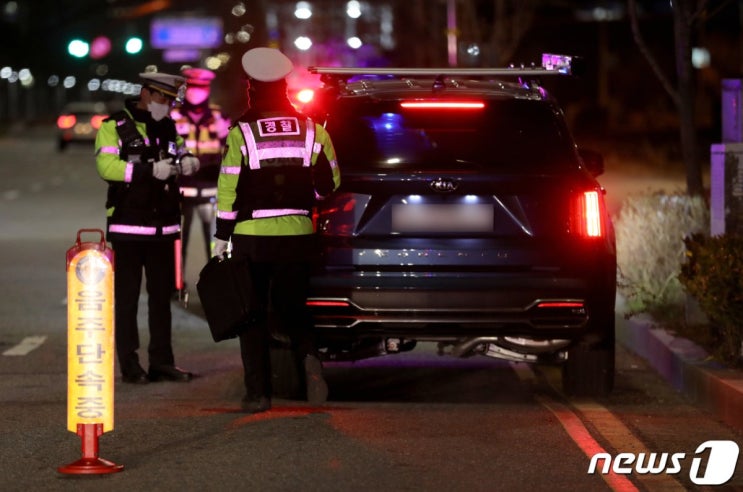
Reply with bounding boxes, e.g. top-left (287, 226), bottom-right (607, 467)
top-left (400, 101), bottom-right (485, 109)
